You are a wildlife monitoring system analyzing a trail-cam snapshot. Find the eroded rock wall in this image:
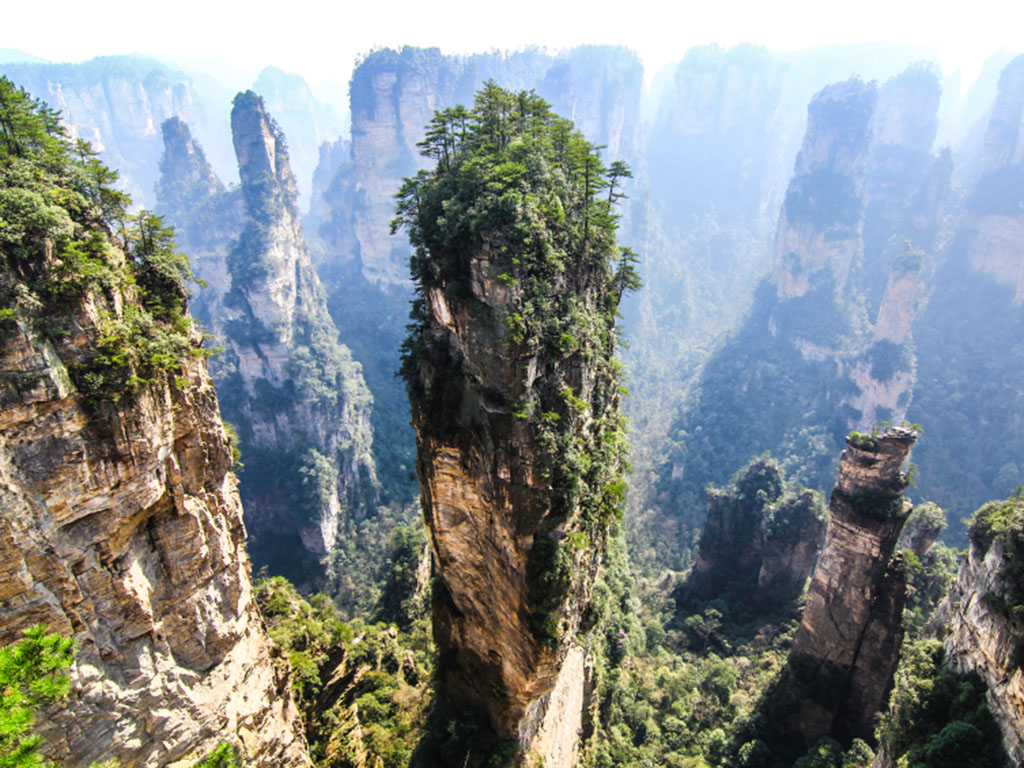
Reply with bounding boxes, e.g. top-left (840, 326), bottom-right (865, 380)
top-left (931, 536), bottom-right (1024, 764)
top-left (412, 256), bottom-right (602, 766)
top-left (0, 278), bottom-right (309, 767)
top-left (158, 93), bottom-right (378, 586)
